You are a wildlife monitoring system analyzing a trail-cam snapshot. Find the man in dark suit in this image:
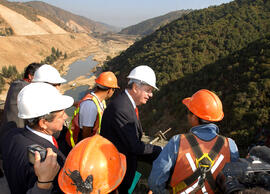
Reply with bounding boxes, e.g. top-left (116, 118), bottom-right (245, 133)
top-left (100, 65), bottom-right (162, 193)
top-left (1, 82), bottom-right (74, 194)
top-left (0, 63), bottom-right (42, 134)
